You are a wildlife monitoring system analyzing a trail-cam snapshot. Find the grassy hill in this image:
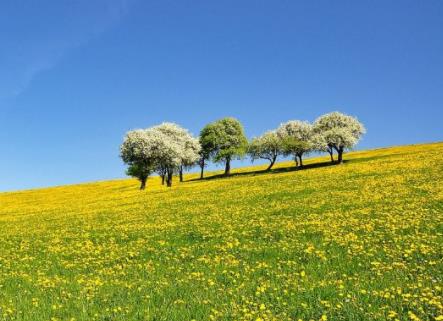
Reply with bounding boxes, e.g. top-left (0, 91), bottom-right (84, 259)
top-left (0, 142), bottom-right (442, 321)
